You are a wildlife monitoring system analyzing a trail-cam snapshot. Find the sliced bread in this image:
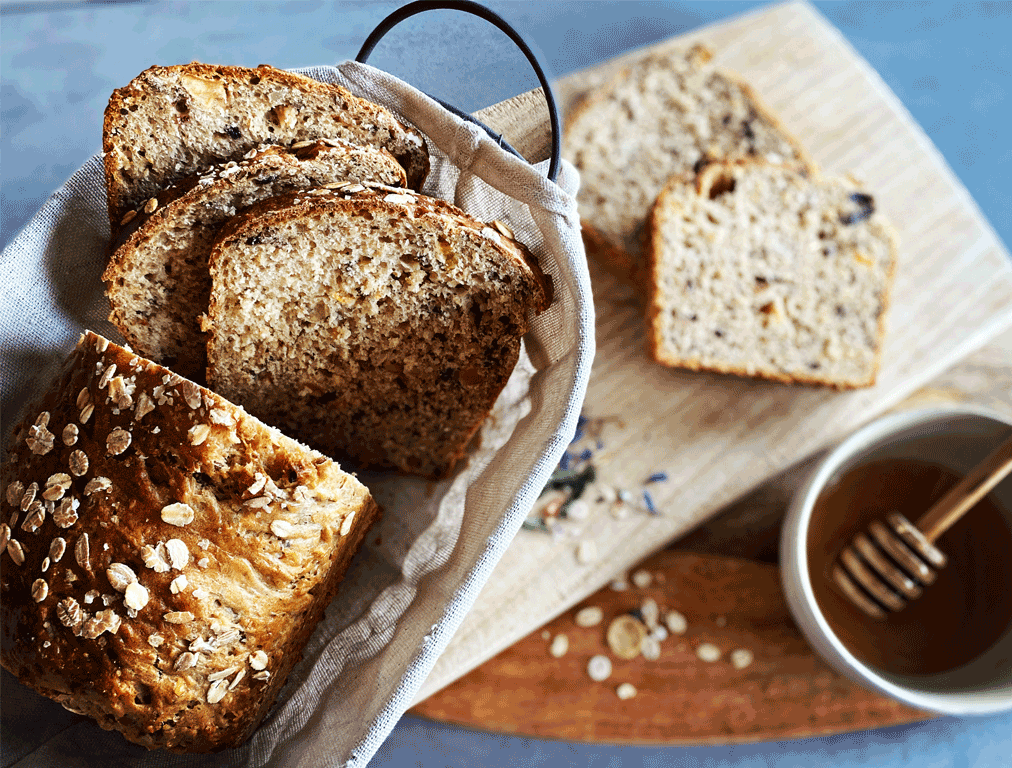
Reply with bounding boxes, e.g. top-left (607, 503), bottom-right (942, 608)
top-left (101, 140), bottom-right (406, 381)
top-left (103, 62), bottom-right (429, 229)
top-left (565, 45), bottom-right (815, 284)
top-left (646, 161), bottom-right (897, 389)
top-left (206, 184), bottom-right (553, 479)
